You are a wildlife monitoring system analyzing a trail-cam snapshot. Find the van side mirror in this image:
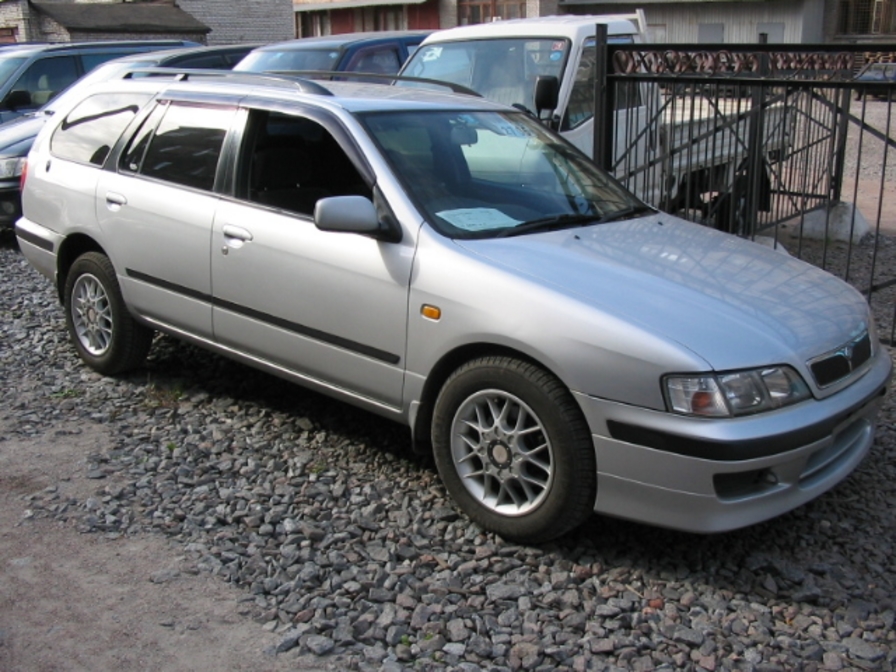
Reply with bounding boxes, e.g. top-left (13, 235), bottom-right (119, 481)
top-left (534, 76), bottom-right (559, 117)
top-left (3, 89), bottom-right (32, 111)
